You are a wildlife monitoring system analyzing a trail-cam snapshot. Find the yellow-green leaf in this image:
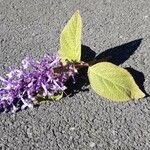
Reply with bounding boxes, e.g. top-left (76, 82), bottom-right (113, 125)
top-left (36, 92), bottom-right (63, 103)
top-left (59, 10), bottom-right (82, 63)
top-left (88, 62), bottom-right (145, 102)
top-left (48, 92), bottom-right (63, 101)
